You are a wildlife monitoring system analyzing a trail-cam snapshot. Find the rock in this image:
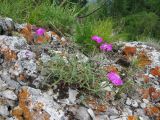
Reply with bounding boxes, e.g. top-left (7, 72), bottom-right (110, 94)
top-left (68, 88), bottom-right (78, 104)
top-left (140, 103), bottom-right (146, 108)
top-left (0, 90), bottom-right (17, 100)
top-left (123, 107), bottom-right (132, 115)
top-left (1, 71), bottom-right (20, 90)
top-left (0, 36), bottom-right (28, 51)
top-left (6, 117), bottom-right (14, 120)
top-left (75, 107), bottom-right (91, 120)
top-left (134, 109), bottom-right (145, 117)
top-left (0, 105), bottom-right (9, 116)
top-left (110, 116), bottom-right (119, 120)
top-left (14, 59), bottom-right (37, 76)
top-left (0, 115), bottom-right (5, 120)
top-left (0, 17), bottom-right (14, 35)
top-left (12, 86), bottom-right (67, 120)
top-left (87, 108), bottom-right (96, 120)
top-left (131, 100), bottom-right (138, 108)
top-left (139, 116), bottom-right (150, 120)
top-left (0, 53), bottom-right (4, 64)
top-left (17, 50), bottom-right (35, 60)
top-left (95, 115), bottom-right (110, 120)
top-left (0, 78), bottom-right (7, 91)
top-left (142, 99), bottom-right (149, 104)
top-left (40, 53), bottom-right (51, 64)
top-left (126, 98), bottom-right (132, 106)
top-left (106, 107), bottom-right (119, 116)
